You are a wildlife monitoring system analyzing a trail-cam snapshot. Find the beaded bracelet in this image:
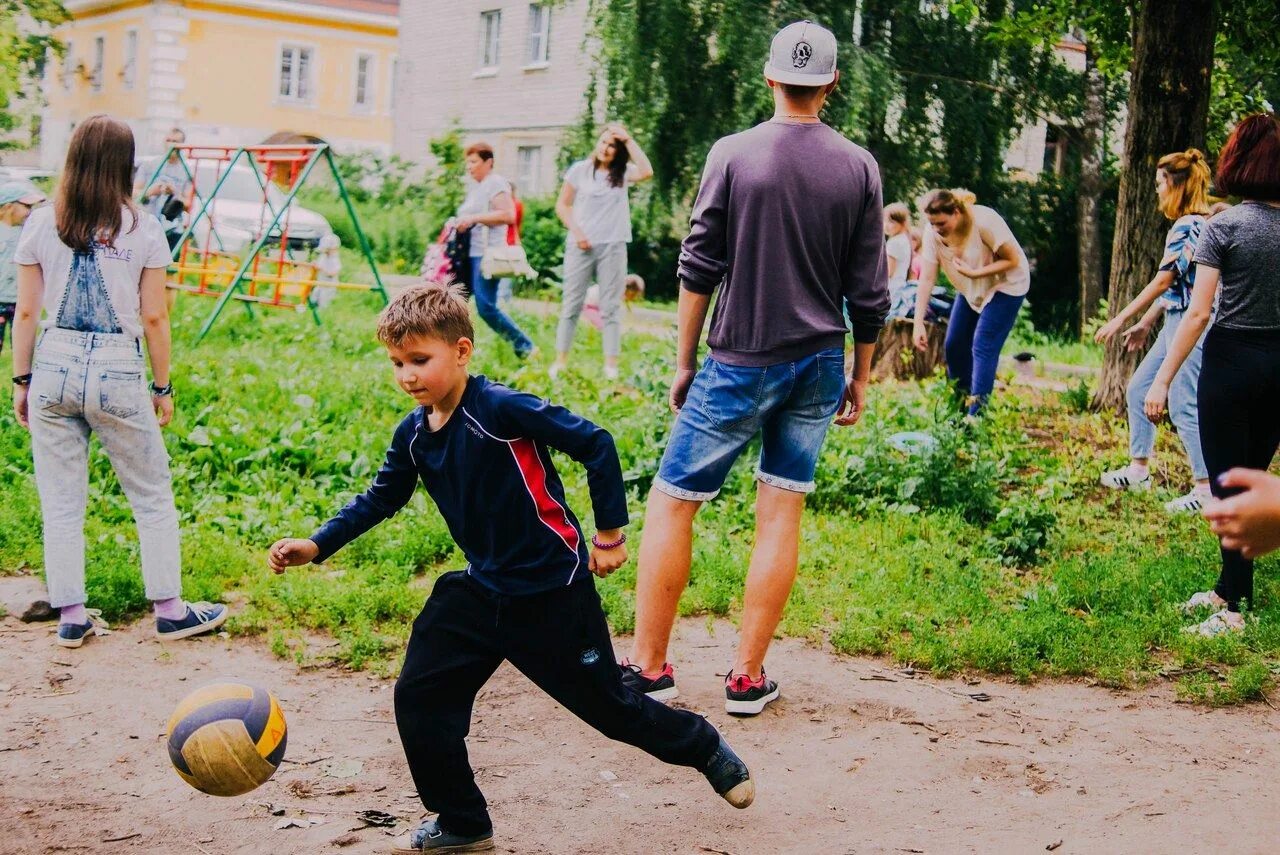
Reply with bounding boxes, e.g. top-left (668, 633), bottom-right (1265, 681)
top-left (591, 531), bottom-right (627, 550)
top-left (12, 373), bottom-right (32, 387)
